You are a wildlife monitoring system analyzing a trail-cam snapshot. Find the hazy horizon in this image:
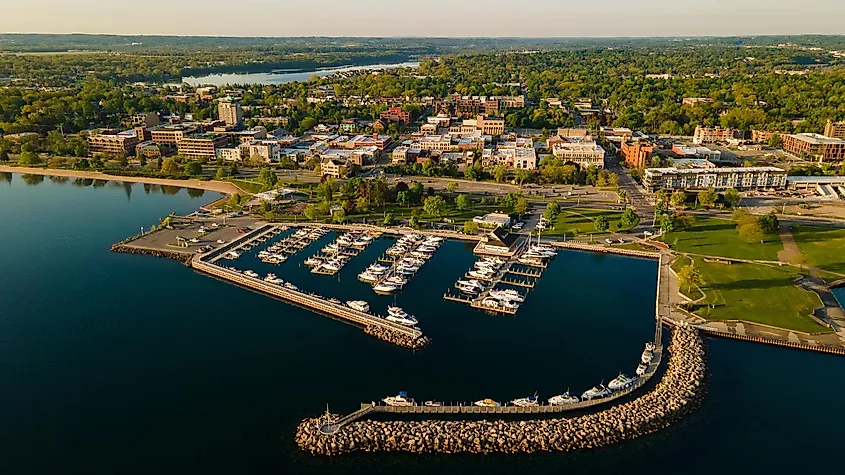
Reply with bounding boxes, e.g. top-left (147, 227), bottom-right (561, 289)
top-left (2, 0), bottom-right (844, 38)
